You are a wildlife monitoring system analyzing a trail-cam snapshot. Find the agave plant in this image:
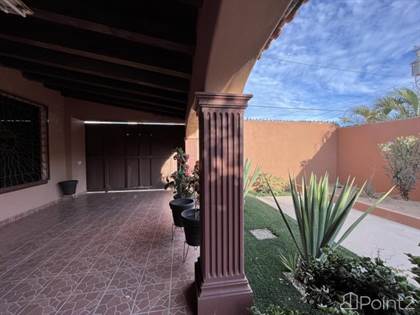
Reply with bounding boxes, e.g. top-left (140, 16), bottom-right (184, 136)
top-left (266, 173), bottom-right (393, 262)
top-left (243, 159), bottom-right (260, 198)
